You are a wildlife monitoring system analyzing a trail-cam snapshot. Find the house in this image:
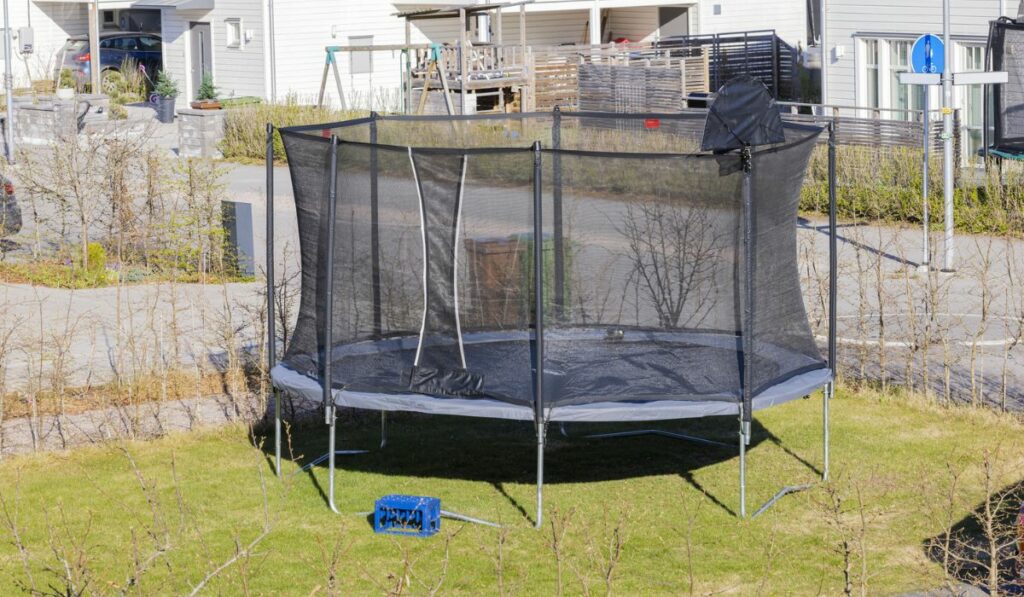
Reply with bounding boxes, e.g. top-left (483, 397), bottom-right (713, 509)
top-left (0, 0), bottom-right (265, 100)
top-left (1, 0), bottom-right (815, 106)
top-left (269, 0), bottom-right (816, 108)
top-left (821, 0), bottom-right (1007, 156)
